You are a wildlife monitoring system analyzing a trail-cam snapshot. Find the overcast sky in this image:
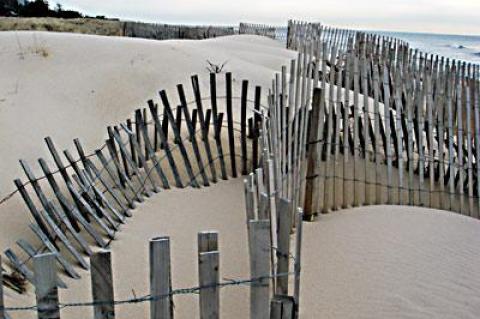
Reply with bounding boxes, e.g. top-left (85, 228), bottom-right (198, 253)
top-left (56, 0), bottom-right (480, 35)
